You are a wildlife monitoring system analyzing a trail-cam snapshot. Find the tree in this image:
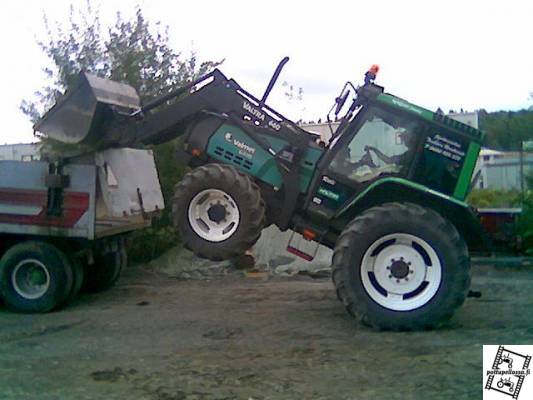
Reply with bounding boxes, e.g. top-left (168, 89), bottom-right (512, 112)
top-left (479, 109), bottom-right (533, 151)
top-left (21, 1), bottom-right (221, 123)
top-left (21, 1), bottom-right (222, 261)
